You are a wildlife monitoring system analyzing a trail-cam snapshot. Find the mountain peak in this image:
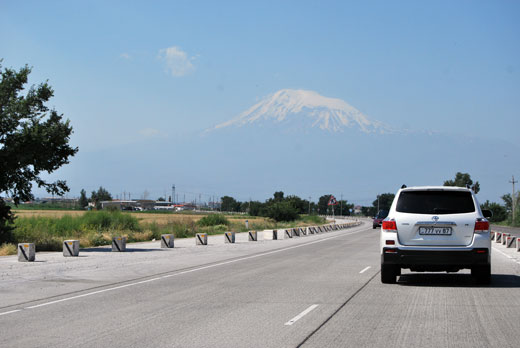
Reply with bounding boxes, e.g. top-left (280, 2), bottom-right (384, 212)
top-left (208, 89), bottom-right (391, 134)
